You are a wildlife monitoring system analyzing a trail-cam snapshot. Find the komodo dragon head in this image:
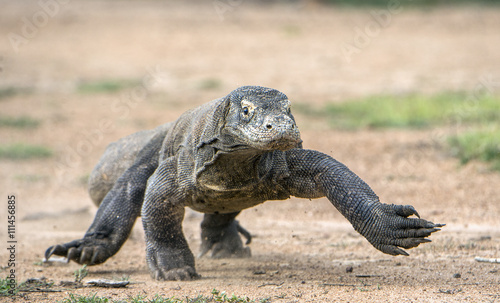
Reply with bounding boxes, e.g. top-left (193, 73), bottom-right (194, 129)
top-left (221, 86), bottom-right (302, 151)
